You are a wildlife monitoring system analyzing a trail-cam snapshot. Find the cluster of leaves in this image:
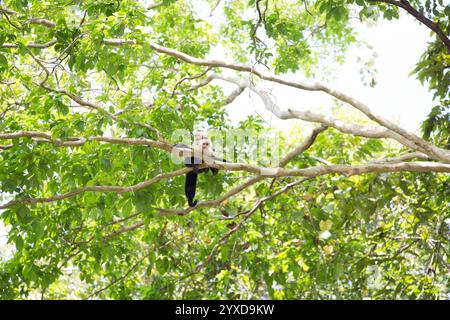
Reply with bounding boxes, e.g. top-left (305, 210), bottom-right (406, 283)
top-left (421, 100), bottom-right (450, 148)
top-left (221, 0), bottom-right (358, 75)
top-left (413, 2), bottom-right (449, 141)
